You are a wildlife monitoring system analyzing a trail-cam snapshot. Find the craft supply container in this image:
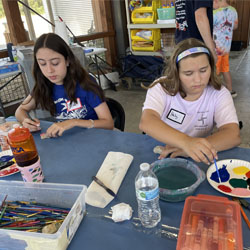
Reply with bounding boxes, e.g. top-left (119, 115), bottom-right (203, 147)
top-left (8, 127), bottom-right (39, 167)
top-left (0, 180), bottom-right (86, 250)
top-left (176, 194), bottom-right (243, 250)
